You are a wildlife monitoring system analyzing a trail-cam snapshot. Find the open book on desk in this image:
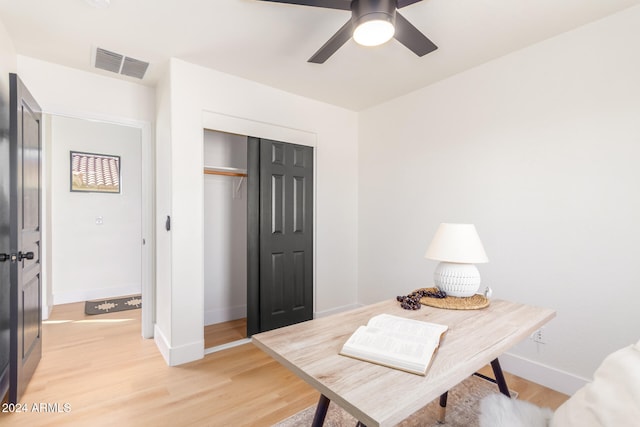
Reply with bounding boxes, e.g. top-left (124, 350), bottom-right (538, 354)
top-left (339, 313), bottom-right (448, 376)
